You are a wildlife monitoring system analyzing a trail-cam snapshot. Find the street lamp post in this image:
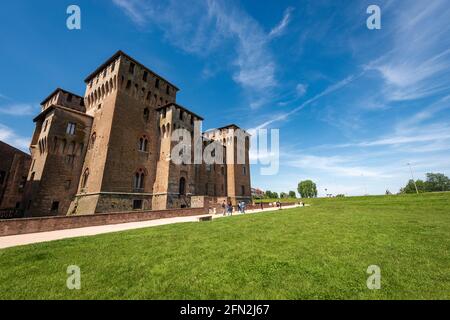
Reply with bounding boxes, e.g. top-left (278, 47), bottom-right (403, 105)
top-left (407, 163), bottom-right (419, 194)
